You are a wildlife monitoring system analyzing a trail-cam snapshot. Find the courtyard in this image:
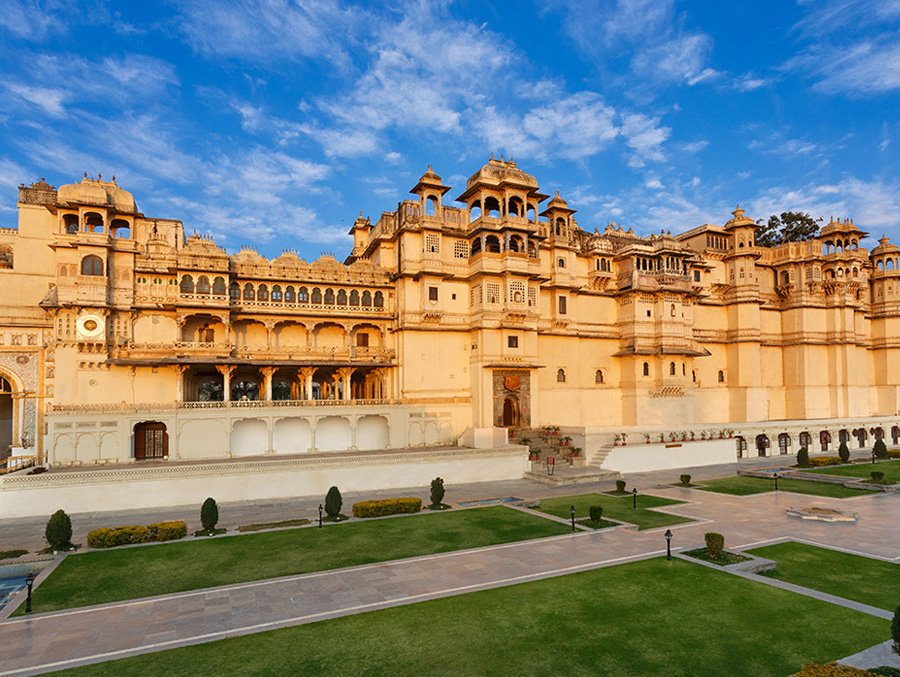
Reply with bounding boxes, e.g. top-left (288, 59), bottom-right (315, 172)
top-left (1, 461), bottom-right (897, 676)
